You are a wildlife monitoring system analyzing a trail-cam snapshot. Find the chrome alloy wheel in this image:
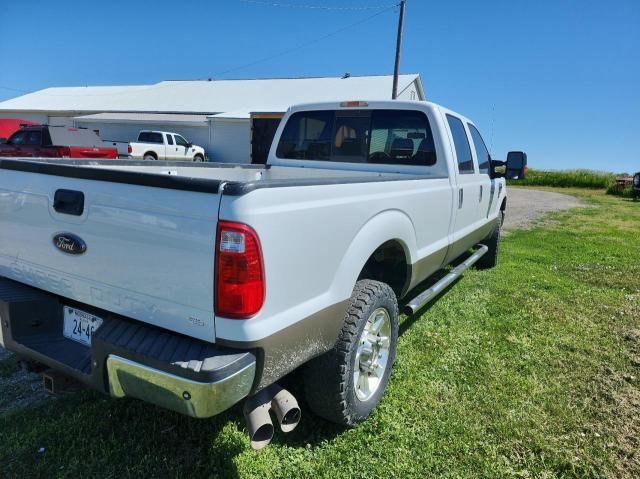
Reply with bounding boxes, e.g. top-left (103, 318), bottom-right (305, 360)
top-left (353, 307), bottom-right (391, 402)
